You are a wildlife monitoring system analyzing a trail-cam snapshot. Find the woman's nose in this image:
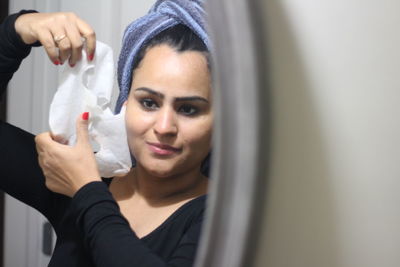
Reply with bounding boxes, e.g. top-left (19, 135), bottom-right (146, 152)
top-left (153, 107), bottom-right (178, 136)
